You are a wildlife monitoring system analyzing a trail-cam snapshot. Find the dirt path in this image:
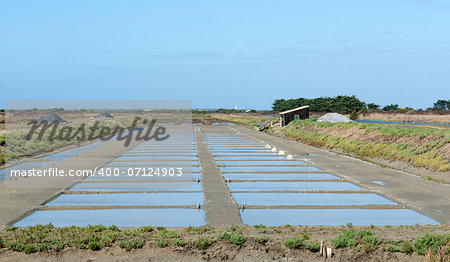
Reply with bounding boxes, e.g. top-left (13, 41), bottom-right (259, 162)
top-left (195, 128), bottom-right (242, 226)
top-left (1, 225), bottom-right (447, 262)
